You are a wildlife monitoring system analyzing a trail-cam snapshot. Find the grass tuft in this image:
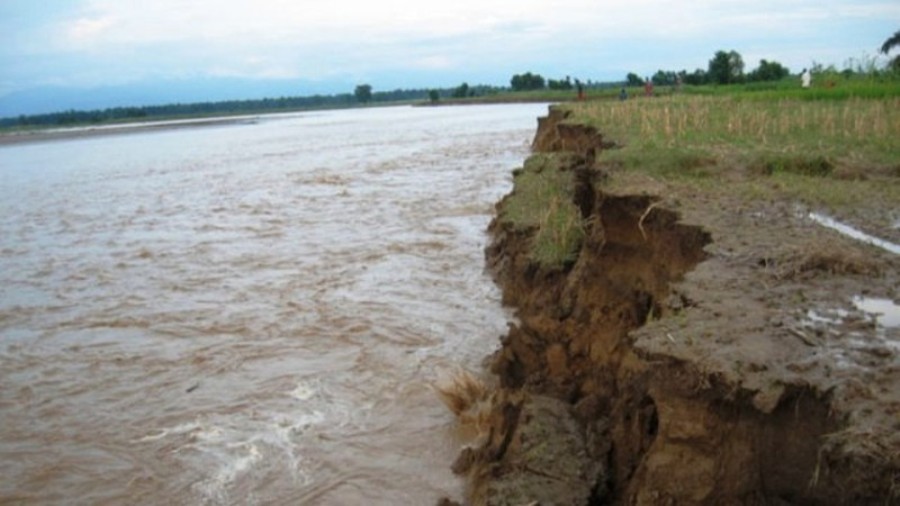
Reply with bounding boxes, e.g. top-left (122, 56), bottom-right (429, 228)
top-left (750, 154), bottom-right (834, 177)
top-left (499, 153), bottom-right (585, 269)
